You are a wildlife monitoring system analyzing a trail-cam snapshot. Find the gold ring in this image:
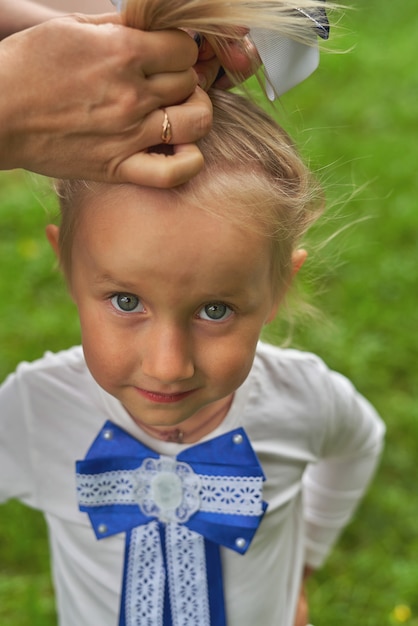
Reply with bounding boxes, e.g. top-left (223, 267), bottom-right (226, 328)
top-left (161, 109), bottom-right (172, 144)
